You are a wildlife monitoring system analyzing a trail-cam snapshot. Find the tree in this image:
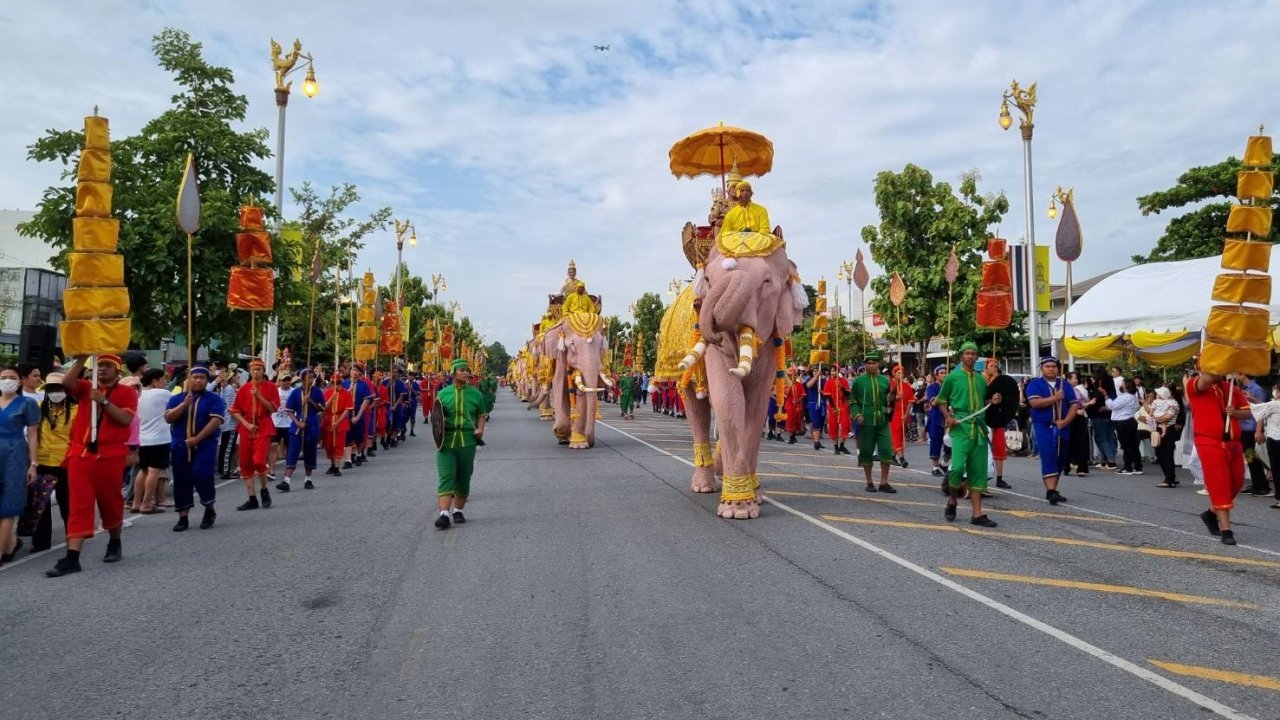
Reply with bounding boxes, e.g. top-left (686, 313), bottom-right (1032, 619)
top-left (282, 182), bottom-right (392, 365)
top-left (19, 28), bottom-right (279, 356)
top-left (1132, 153), bottom-right (1280, 264)
top-left (951, 310), bottom-right (1029, 362)
top-left (484, 341), bottom-right (510, 377)
top-left (860, 165), bottom-right (1010, 373)
top-left (788, 313), bottom-right (876, 368)
top-left (631, 291), bottom-right (664, 373)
